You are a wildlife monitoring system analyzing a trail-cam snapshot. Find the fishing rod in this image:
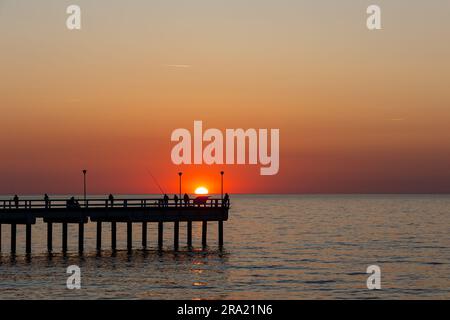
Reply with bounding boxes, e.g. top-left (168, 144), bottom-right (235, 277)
top-left (146, 170), bottom-right (166, 195)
